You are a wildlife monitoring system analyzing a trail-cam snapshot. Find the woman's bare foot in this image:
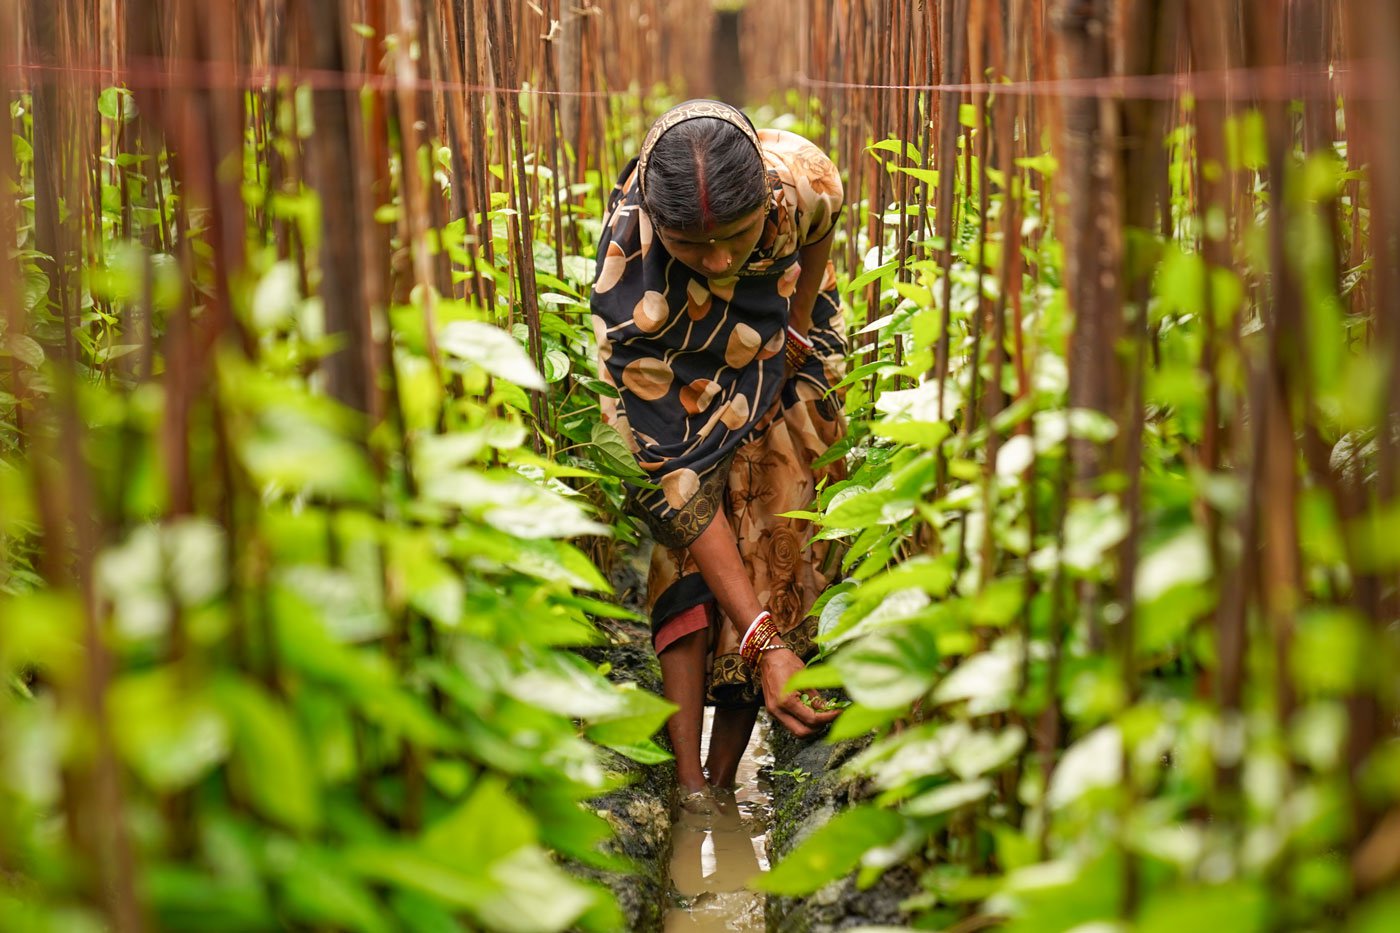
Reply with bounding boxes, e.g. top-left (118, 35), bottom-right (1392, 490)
top-left (679, 785), bottom-right (715, 816)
